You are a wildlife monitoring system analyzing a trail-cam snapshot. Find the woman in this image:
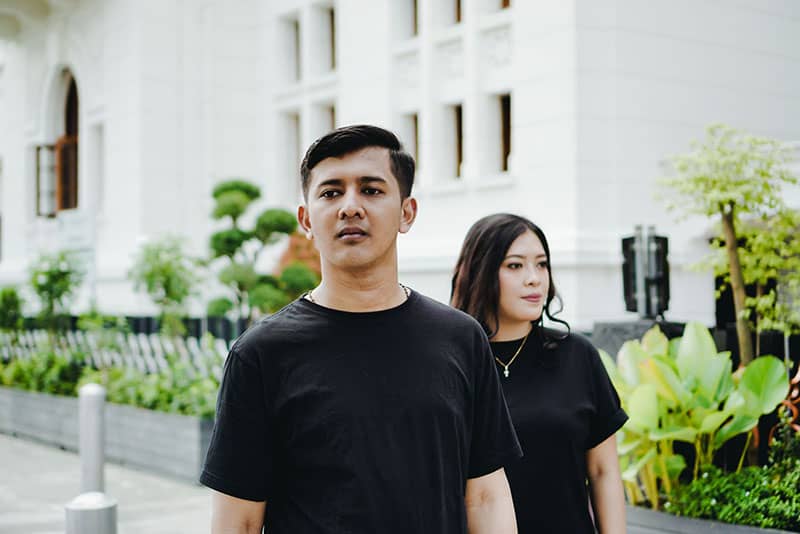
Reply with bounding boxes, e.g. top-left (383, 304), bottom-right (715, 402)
top-left (451, 213), bottom-right (628, 533)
